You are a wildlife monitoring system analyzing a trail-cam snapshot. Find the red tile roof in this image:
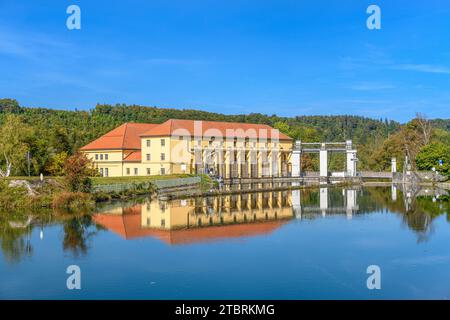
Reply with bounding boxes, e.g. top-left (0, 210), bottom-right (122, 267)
top-left (80, 123), bottom-right (158, 151)
top-left (81, 119), bottom-right (292, 152)
top-left (123, 151), bottom-right (141, 162)
top-left (140, 119), bottom-right (293, 141)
